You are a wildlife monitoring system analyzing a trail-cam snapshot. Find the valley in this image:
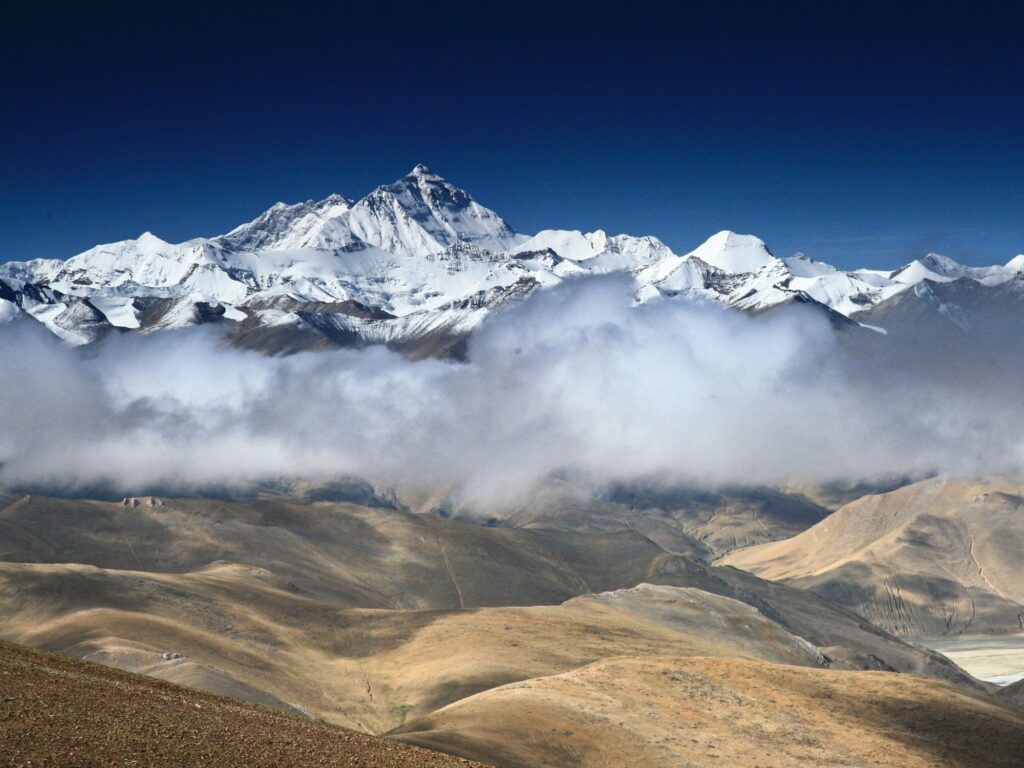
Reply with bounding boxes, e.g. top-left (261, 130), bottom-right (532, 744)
top-left (1, 168), bottom-right (1023, 767)
top-left (916, 635), bottom-right (1024, 686)
top-left (6, 3), bottom-right (1024, 766)
top-left (1, 487), bottom-right (1022, 766)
